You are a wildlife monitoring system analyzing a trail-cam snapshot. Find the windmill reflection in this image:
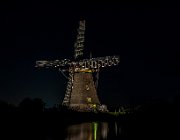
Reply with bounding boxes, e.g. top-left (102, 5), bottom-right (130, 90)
top-left (65, 122), bottom-right (108, 140)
